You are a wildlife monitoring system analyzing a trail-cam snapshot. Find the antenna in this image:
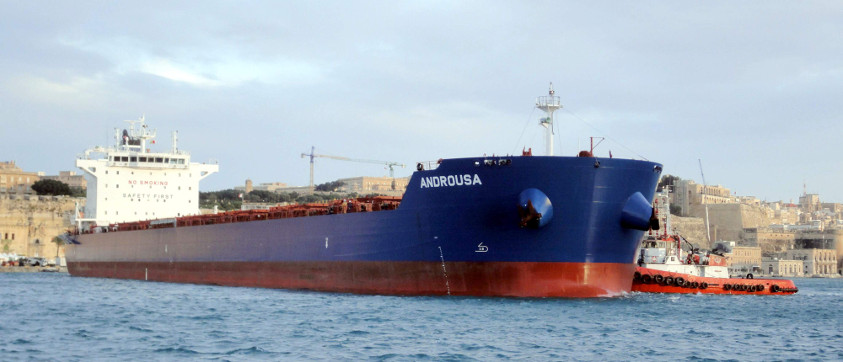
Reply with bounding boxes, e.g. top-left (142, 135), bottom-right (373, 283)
top-left (535, 83), bottom-right (562, 156)
top-left (172, 131), bottom-right (178, 153)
